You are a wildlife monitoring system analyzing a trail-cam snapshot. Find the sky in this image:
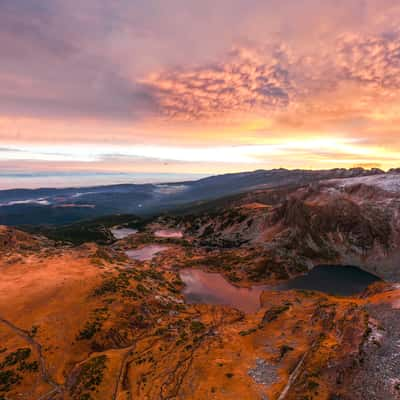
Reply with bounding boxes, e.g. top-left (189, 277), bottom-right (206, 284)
top-left (1, 0), bottom-right (400, 187)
